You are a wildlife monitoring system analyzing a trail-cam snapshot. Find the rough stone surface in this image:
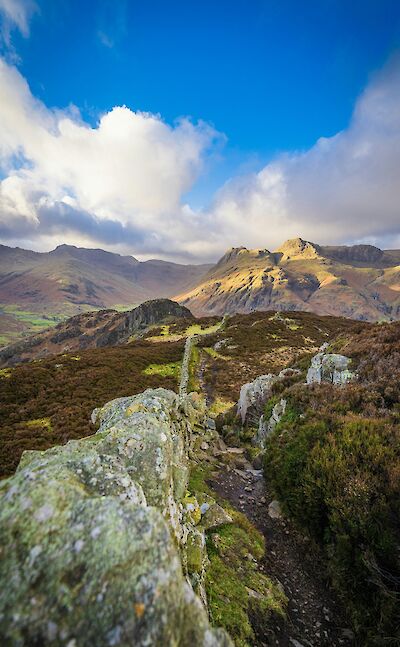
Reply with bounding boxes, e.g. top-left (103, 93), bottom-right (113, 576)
top-left (0, 388), bottom-right (232, 646)
top-left (306, 350), bottom-right (355, 385)
top-left (237, 368), bottom-right (298, 425)
top-left (179, 334), bottom-right (196, 399)
top-left (255, 398), bottom-right (287, 448)
top-left (200, 503), bottom-right (233, 530)
top-left (268, 499), bottom-right (283, 519)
